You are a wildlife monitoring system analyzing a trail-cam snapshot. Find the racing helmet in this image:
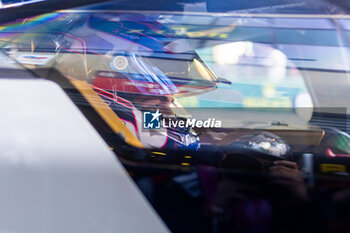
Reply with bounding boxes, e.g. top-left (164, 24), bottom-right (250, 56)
top-left (81, 13), bottom-right (220, 150)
